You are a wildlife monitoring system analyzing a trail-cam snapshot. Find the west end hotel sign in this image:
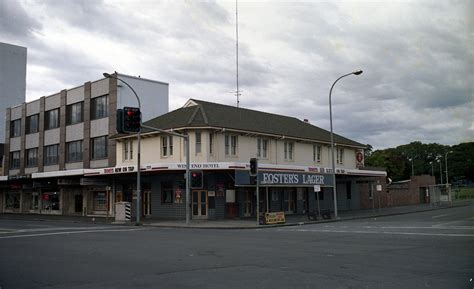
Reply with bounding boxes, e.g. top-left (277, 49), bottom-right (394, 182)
top-left (235, 171), bottom-right (334, 187)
